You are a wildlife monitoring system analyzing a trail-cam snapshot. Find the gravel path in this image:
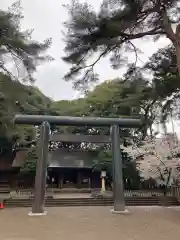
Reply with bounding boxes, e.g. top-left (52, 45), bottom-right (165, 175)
top-left (1, 206), bottom-right (180, 240)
